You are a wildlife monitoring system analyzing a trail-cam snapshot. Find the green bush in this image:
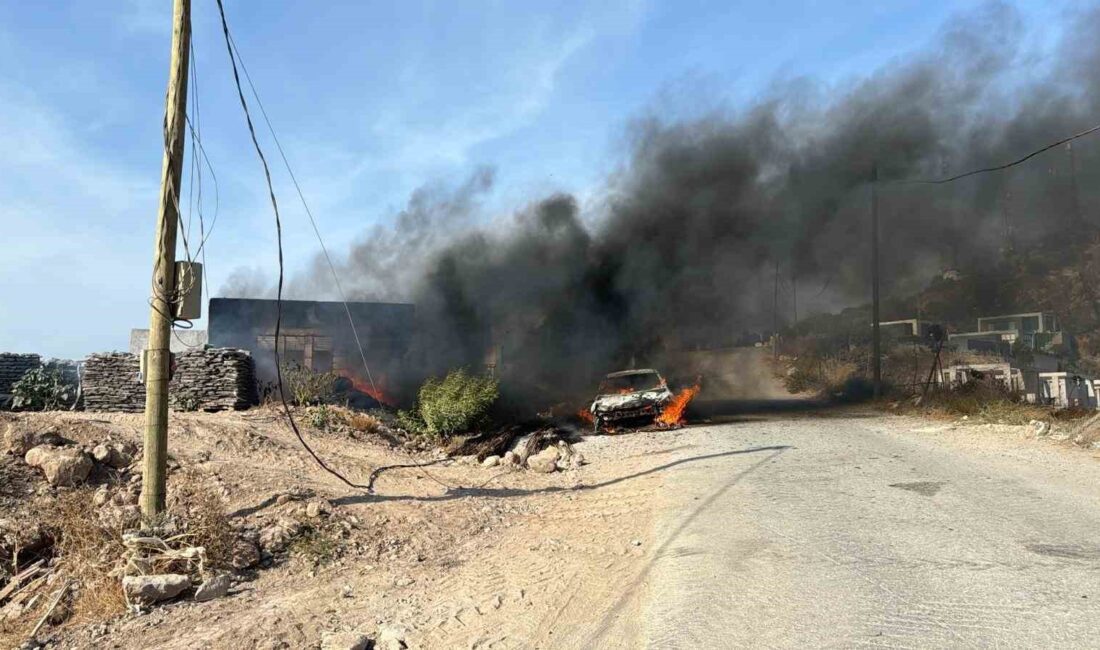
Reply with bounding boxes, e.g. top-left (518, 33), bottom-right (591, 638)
top-left (395, 407), bottom-right (427, 434)
top-left (406, 369), bottom-right (498, 438)
top-left (12, 364), bottom-right (76, 411)
top-left (304, 404), bottom-right (337, 430)
top-left (281, 363), bottom-right (338, 406)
